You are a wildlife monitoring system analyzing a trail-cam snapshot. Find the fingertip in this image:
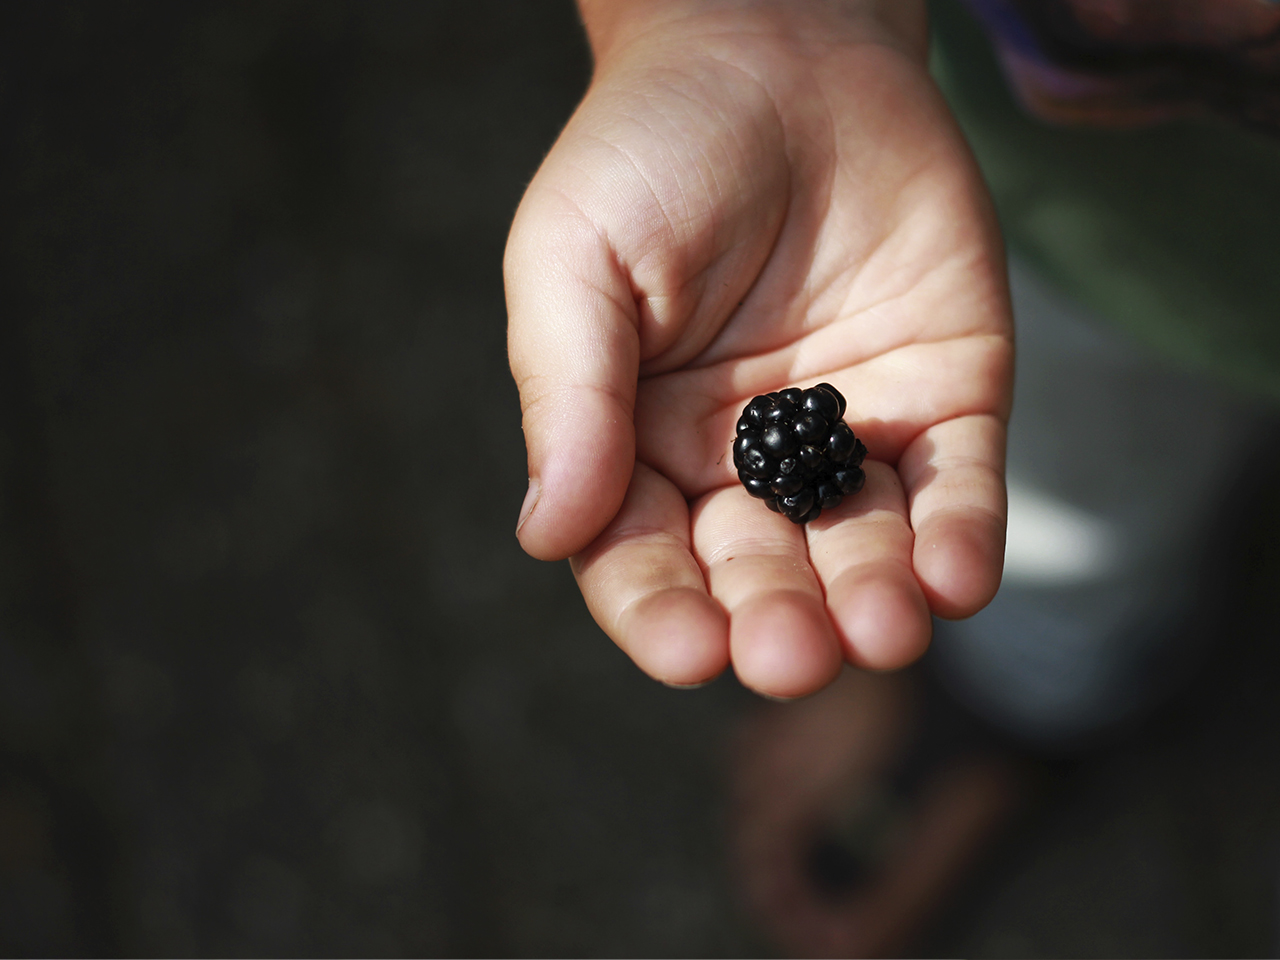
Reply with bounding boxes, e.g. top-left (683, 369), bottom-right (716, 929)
top-left (913, 509), bottom-right (1004, 620)
top-left (731, 591), bottom-right (843, 700)
top-left (828, 565), bottom-right (932, 670)
top-left (620, 587), bottom-right (730, 686)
